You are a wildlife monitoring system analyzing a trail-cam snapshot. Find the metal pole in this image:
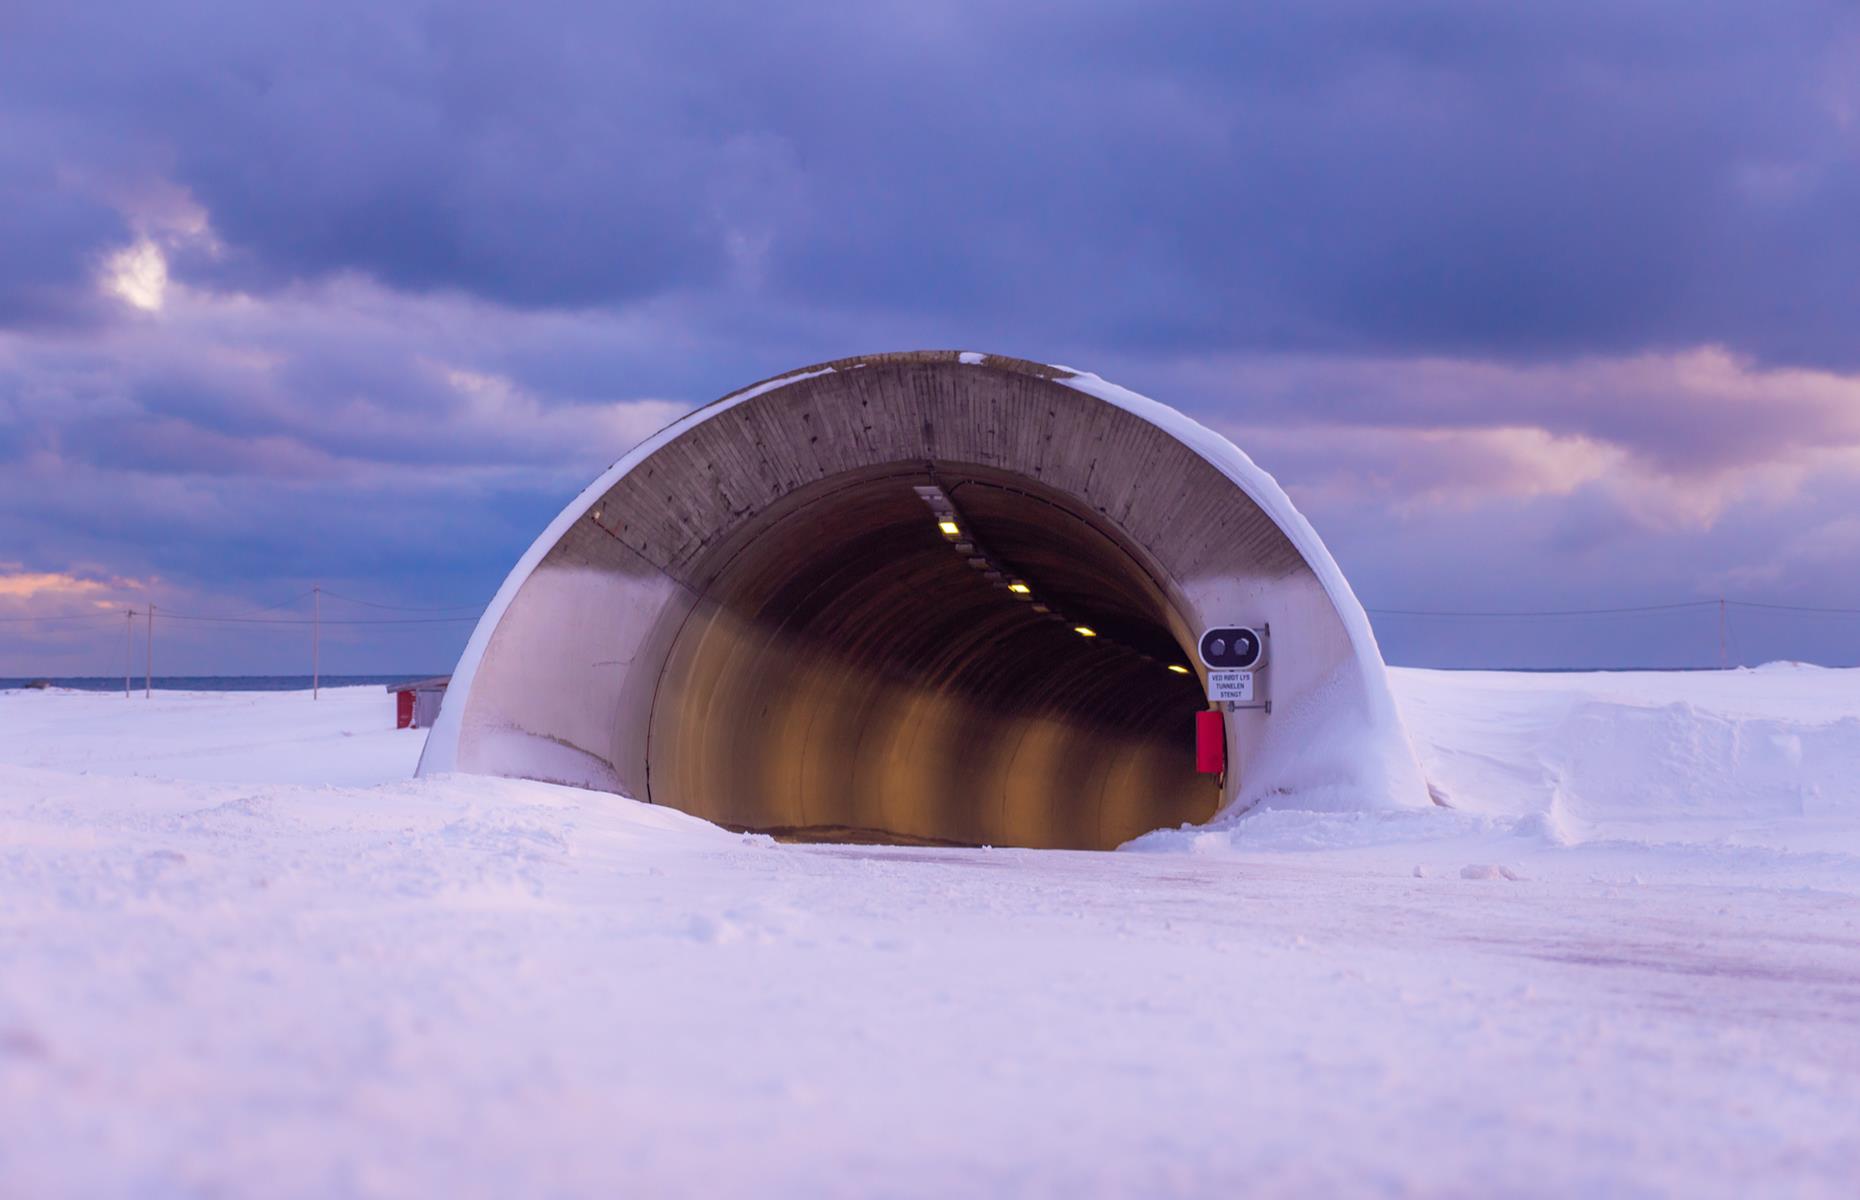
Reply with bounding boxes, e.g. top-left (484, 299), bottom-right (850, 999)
top-left (1719, 597), bottom-right (1727, 669)
top-left (313, 585), bottom-right (321, 699)
top-left (124, 610), bottom-right (133, 698)
top-left (145, 605), bottom-right (154, 698)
